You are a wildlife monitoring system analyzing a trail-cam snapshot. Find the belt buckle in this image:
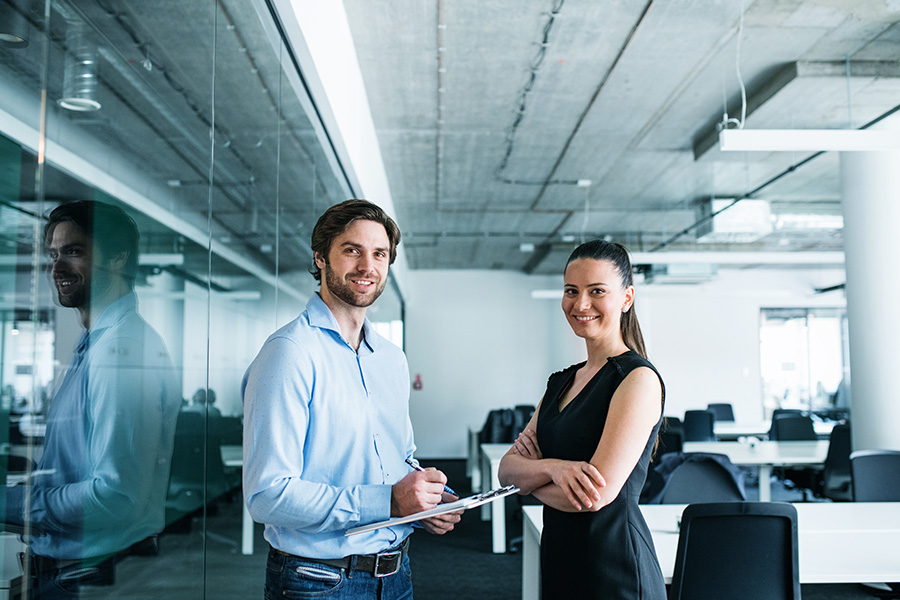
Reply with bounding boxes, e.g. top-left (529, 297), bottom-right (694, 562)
top-left (373, 550), bottom-right (401, 578)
